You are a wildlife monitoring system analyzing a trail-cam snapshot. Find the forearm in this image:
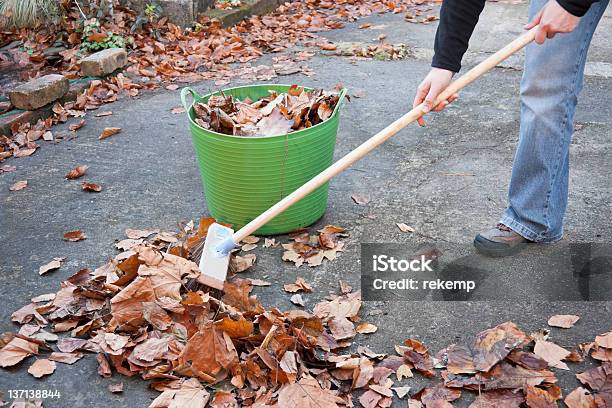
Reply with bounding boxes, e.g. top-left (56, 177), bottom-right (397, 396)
top-left (431, 0), bottom-right (486, 73)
